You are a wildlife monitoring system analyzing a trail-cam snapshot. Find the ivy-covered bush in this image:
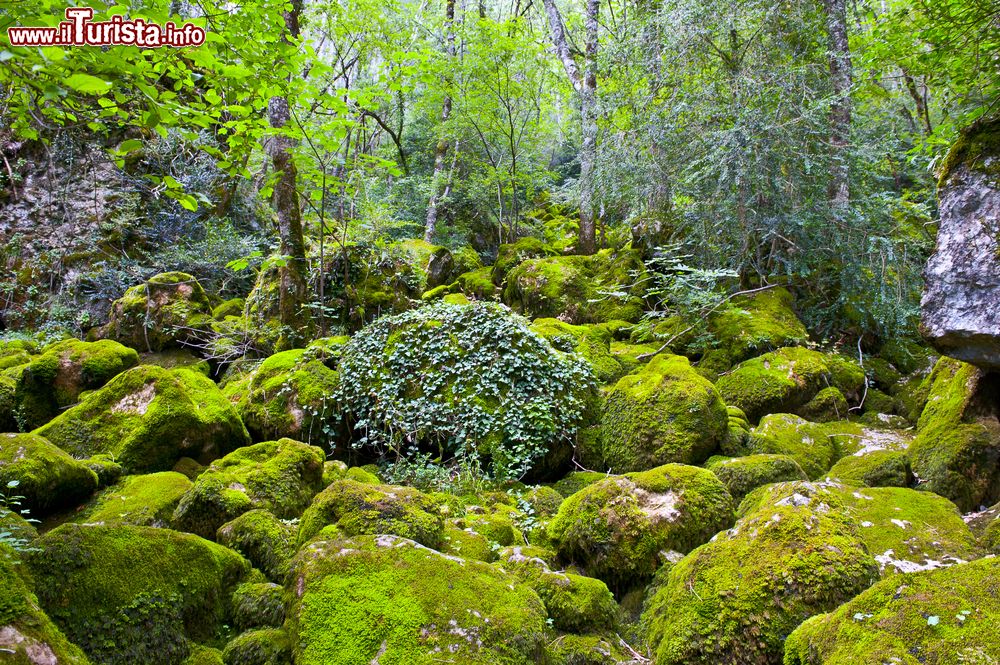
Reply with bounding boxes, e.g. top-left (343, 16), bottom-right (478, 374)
top-left (336, 301), bottom-right (596, 479)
